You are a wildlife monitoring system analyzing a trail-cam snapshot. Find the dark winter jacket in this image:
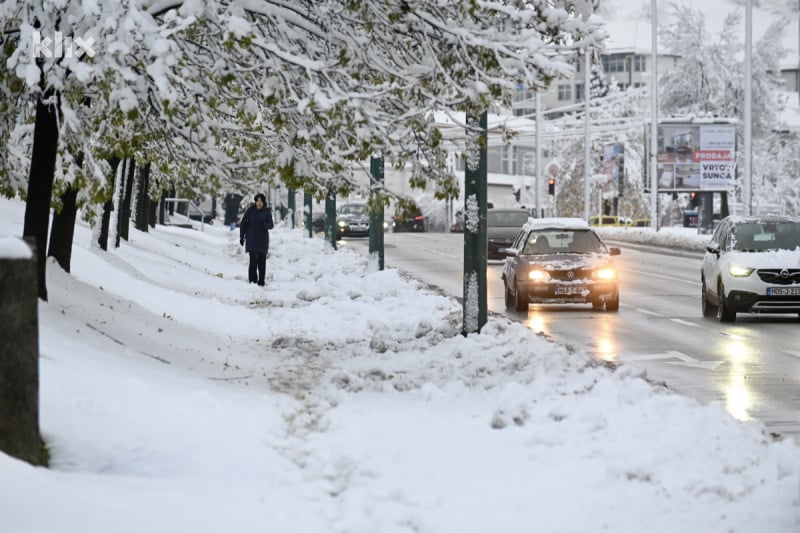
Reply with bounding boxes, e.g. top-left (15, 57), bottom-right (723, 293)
top-left (240, 205), bottom-right (274, 254)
